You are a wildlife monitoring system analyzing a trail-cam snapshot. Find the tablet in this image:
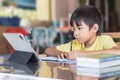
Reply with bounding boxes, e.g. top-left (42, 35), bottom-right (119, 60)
top-left (3, 33), bottom-right (39, 64)
top-left (3, 33), bottom-right (35, 53)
